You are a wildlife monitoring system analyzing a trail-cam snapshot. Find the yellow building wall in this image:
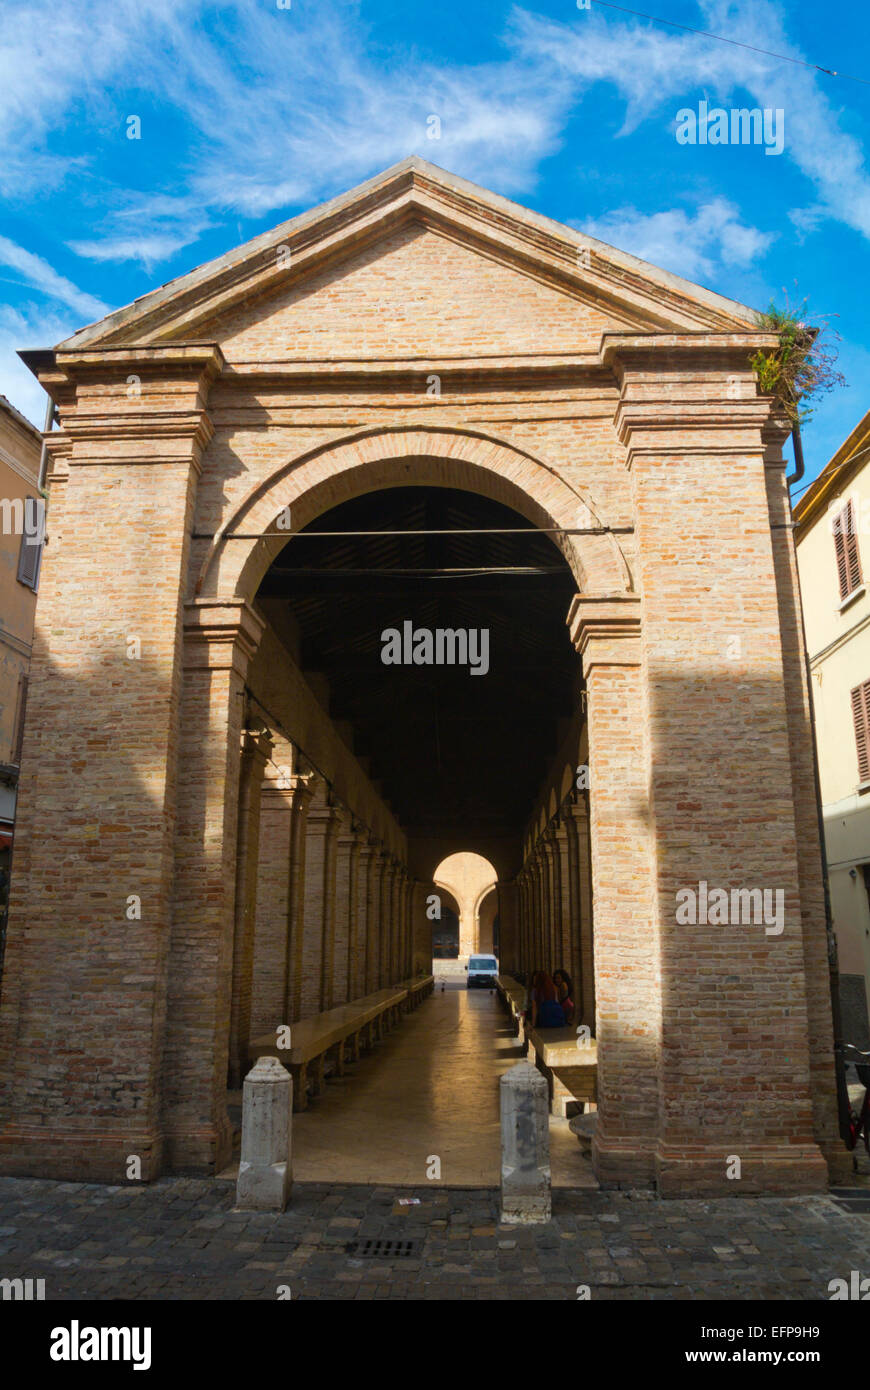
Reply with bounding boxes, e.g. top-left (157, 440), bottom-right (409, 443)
top-left (797, 444), bottom-right (870, 1038)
